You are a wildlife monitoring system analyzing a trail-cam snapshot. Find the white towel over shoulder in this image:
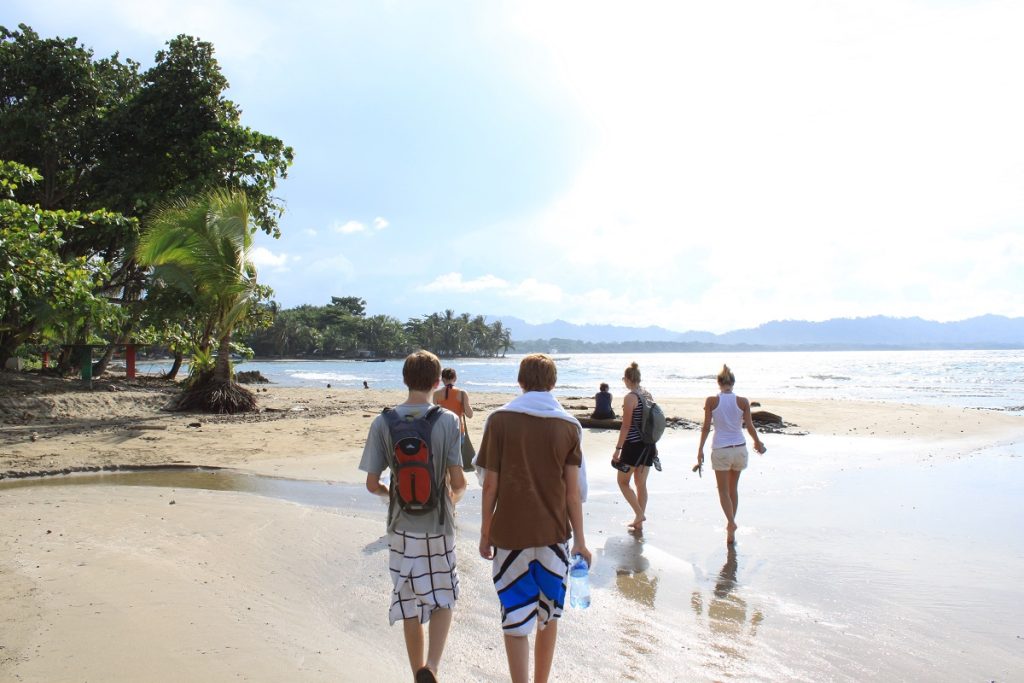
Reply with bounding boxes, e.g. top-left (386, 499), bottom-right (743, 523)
top-left (475, 391), bottom-right (588, 502)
